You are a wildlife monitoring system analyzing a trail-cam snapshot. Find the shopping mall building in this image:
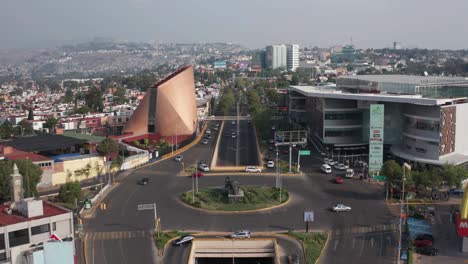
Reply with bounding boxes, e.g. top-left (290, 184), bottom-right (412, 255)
top-left (289, 75), bottom-right (468, 166)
